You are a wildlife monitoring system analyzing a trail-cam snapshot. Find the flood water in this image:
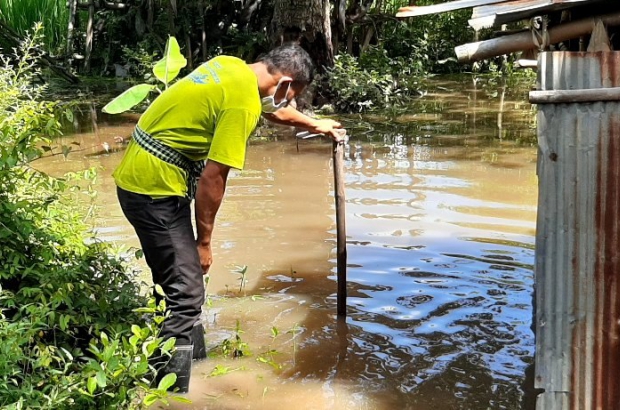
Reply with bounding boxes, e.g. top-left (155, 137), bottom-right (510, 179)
top-left (36, 74), bottom-right (538, 409)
